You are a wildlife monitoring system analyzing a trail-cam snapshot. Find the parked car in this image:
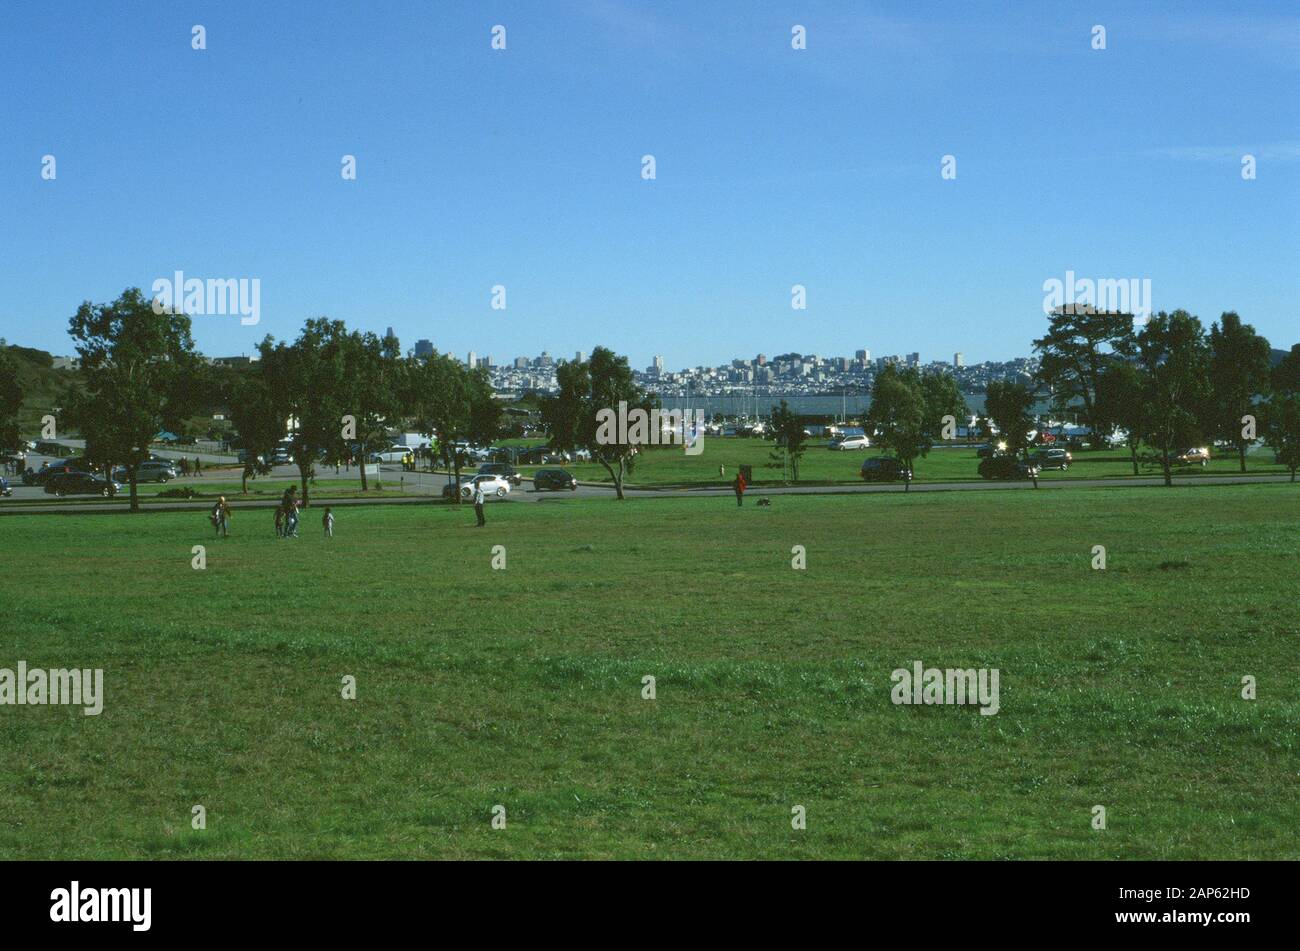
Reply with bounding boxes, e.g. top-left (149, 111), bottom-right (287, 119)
top-left (113, 460), bottom-right (178, 483)
top-left (34, 440), bottom-right (64, 456)
top-left (30, 461), bottom-right (81, 485)
top-left (978, 455), bottom-right (1040, 480)
top-left (44, 471), bottom-right (121, 497)
top-left (830, 435), bottom-right (870, 451)
top-left (860, 457), bottom-right (913, 482)
top-left (477, 462), bottom-right (522, 486)
top-left (1031, 448), bottom-right (1073, 471)
top-left (460, 474), bottom-right (511, 500)
top-left (534, 467), bottom-right (578, 491)
top-left (1175, 447), bottom-right (1211, 467)
top-left (369, 446), bottom-right (411, 464)
top-left (519, 445), bottom-right (570, 465)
